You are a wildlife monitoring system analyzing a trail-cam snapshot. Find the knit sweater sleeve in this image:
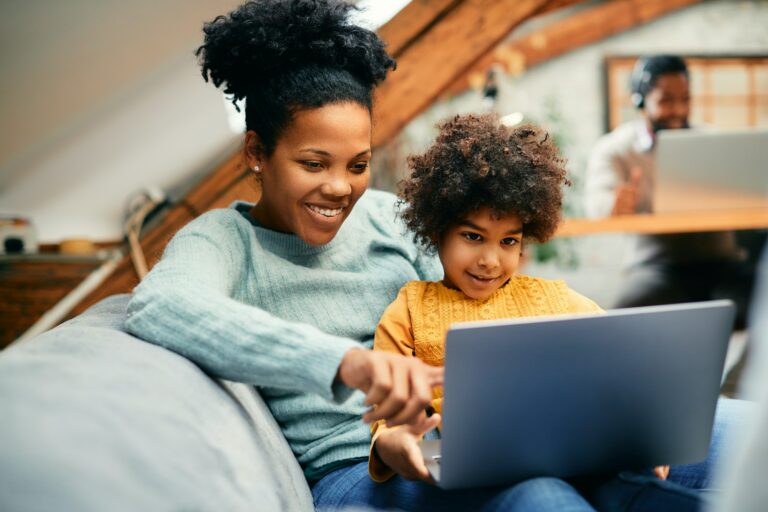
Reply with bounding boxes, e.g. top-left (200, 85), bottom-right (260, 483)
top-left (124, 211), bottom-right (360, 403)
top-left (365, 189), bottom-right (443, 283)
top-left (368, 285), bottom-right (415, 482)
top-left (374, 286), bottom-right (416, 357)
top-left (413, 245), bottom-right (442, 282)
